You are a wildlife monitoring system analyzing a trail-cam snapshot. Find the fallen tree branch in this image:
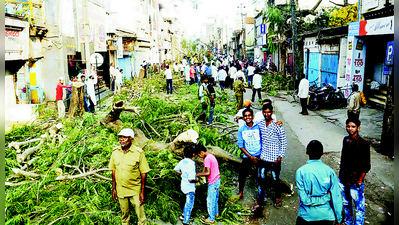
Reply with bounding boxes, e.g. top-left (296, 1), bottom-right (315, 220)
top-left (55, 168), bottom-right (111, 181)
top-left (12, 168), bottom-right (42, 178)
top-left (93, 173), bottom-right (112, 181)
top-left (5, 180), bottom-right (35, 187)
top-left (8, 138), bottom-right (41, 150)
top-left (36, 134), bottom-right (95, 203)
top-left (20, 157), bottom-right (39, 171)
top-left (16, 134), bottom-right (47, 163)
top-left (146, 122), bottom-right (161, 138)
top-left (47, 210), bottom-right (115, 225)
